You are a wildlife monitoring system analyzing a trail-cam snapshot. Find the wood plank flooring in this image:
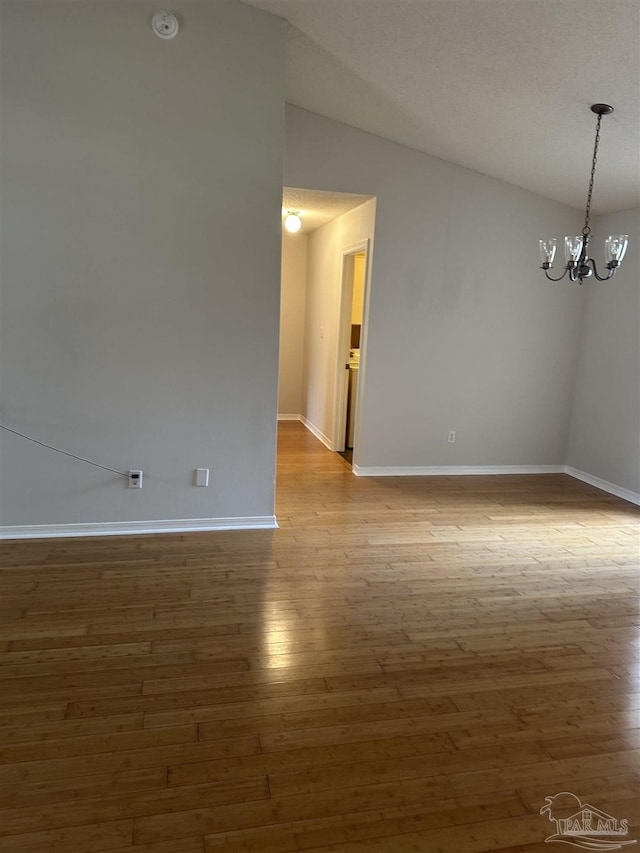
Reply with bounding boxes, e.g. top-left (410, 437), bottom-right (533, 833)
top-left (0, 420), bottom-right (638, 852)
